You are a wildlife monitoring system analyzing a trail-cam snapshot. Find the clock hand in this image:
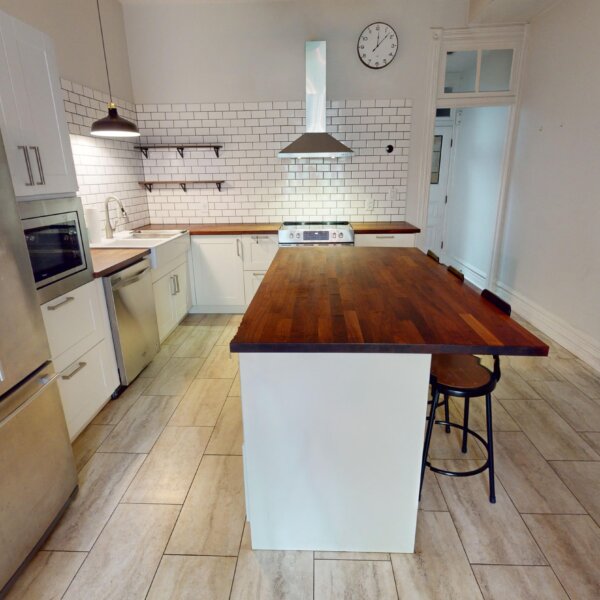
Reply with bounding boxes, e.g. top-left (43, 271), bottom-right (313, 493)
top-left (374, 33), bottom-right (390, 52)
